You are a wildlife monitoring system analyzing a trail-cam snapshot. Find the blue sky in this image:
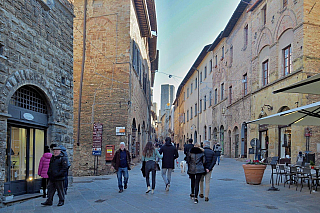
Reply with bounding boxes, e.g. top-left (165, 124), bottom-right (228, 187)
top-left (153, 0), bottom-right (242, 111)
